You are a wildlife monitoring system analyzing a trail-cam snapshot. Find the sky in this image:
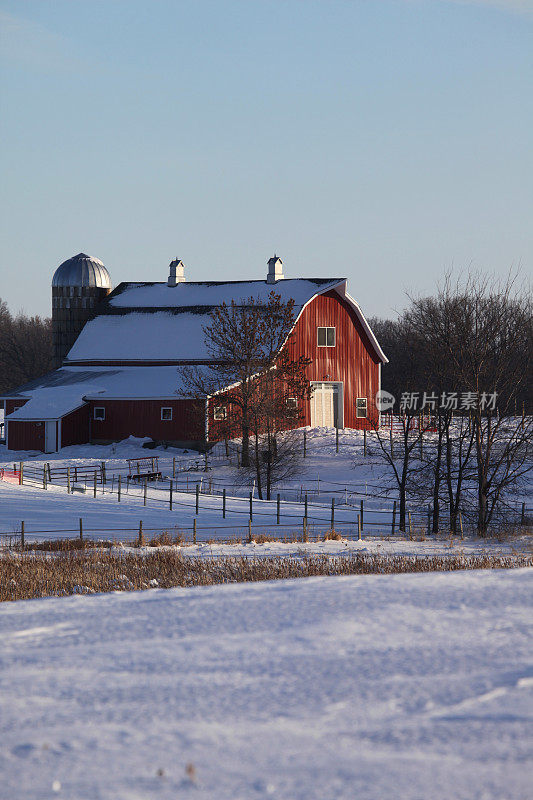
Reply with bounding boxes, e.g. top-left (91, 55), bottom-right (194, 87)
top-left (0, 0), bottom-right (531, 320)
